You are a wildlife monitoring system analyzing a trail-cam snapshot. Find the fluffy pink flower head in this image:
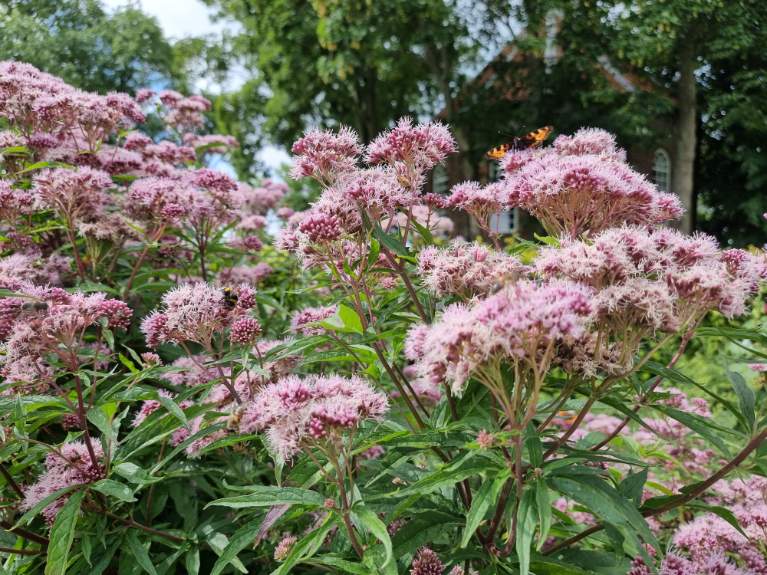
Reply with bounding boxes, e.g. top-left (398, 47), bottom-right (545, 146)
top-left (500, 128), bottom-right (682, 237)
top-left (0, 180), bottom-right (34, 221)
top-left (21, 440), bottom-right (105, 523)
top-left (290, 305), bottom-right (337, 336)
top-left (365, 118), bottom-right (456, 185)
top-left (338, 166), bottom-right (416, 218)
top-left (290, 126), bottom-right (361, 185)
top-left (417, 240), bottom-right (526, 297)
top-left (126, 177), bottom-right (190, 222)
top-left (409, 280), bottom-right (593, 394)
top-left (238, 374), bottom-right (388, 461)
top-left (445, 181), bottom-right (506, 232)
top-left (141, 283), bottom-right (251, 348)
top-left (234, 181), bottom-right (286, 215)
top-left (33, 167), bottom-right (113, 222)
